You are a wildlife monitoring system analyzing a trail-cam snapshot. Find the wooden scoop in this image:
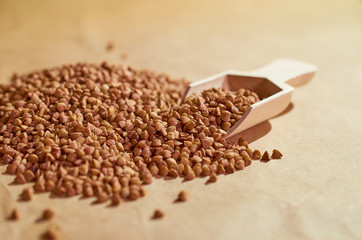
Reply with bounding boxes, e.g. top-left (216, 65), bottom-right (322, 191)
top-left (182, 58), bottom-right (317, 139)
